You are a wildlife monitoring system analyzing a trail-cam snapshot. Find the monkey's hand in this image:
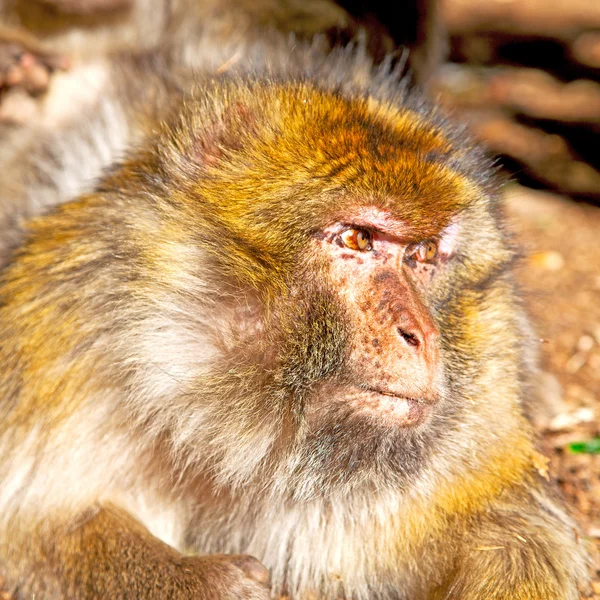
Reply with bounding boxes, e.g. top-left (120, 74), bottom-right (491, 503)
top-left (178, 553), bottom-right (272, 600)
top-left (8, 504), bottom-right (271, 600)
top-left (0, 25), bottom-right (68, 122)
